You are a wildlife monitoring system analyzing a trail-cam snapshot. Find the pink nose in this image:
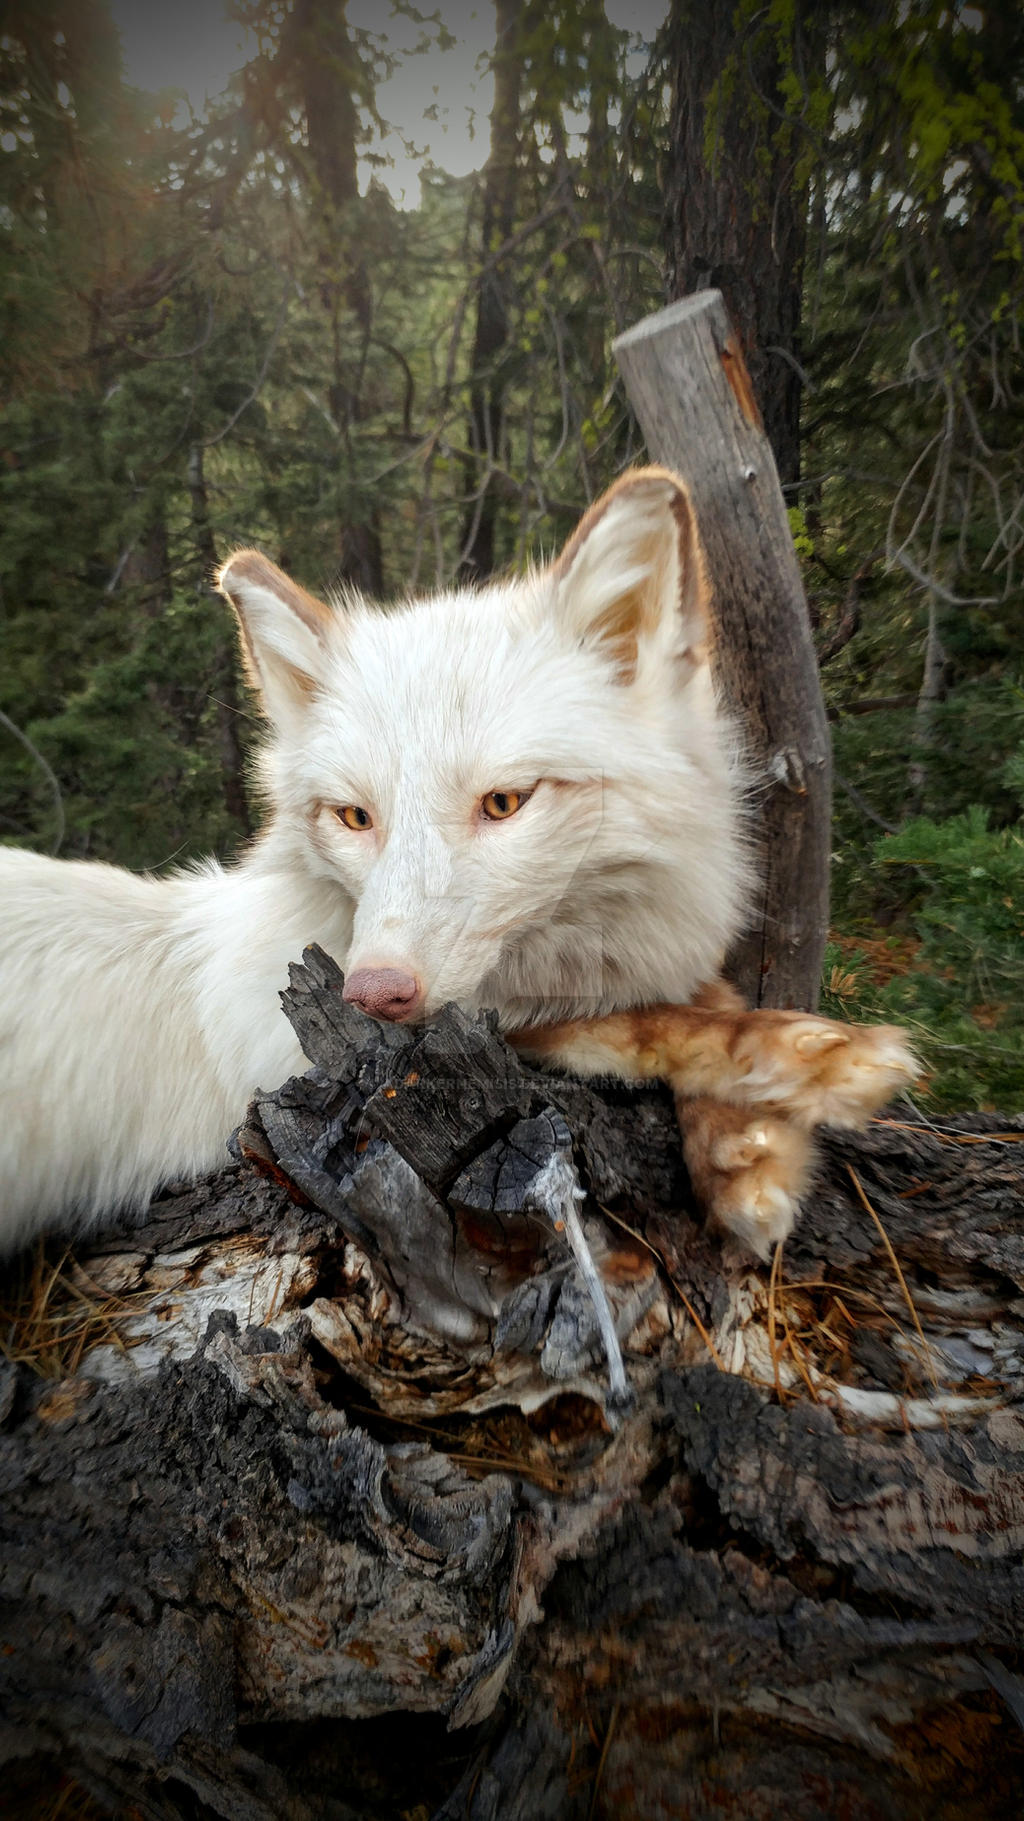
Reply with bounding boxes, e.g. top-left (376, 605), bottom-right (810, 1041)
top-left (342, 966), bottom-right (423, 1022)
